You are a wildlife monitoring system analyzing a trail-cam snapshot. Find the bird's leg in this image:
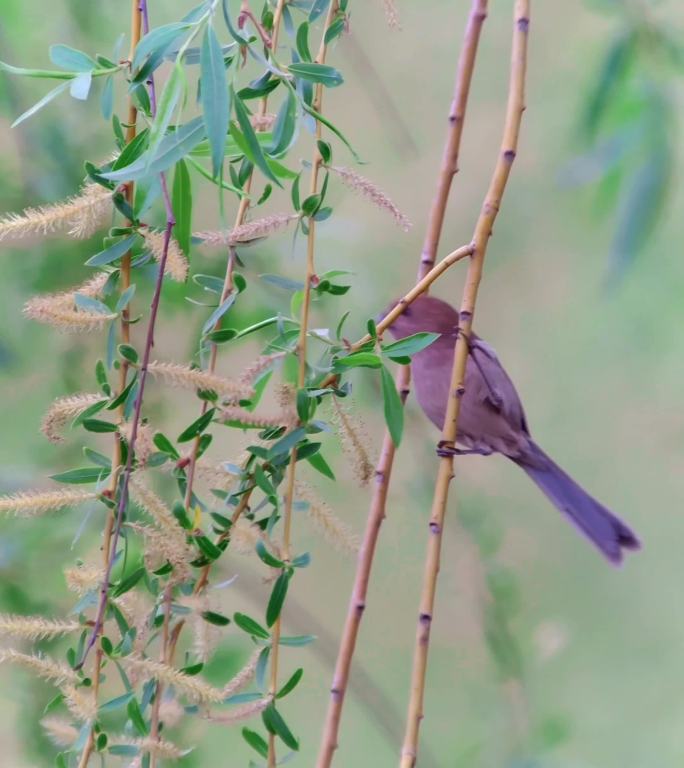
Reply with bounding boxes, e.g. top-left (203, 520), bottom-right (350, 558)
top-left (461, 331), bottom-right (504, 411)
top-left (436, 440), bottom-right (493, 458)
